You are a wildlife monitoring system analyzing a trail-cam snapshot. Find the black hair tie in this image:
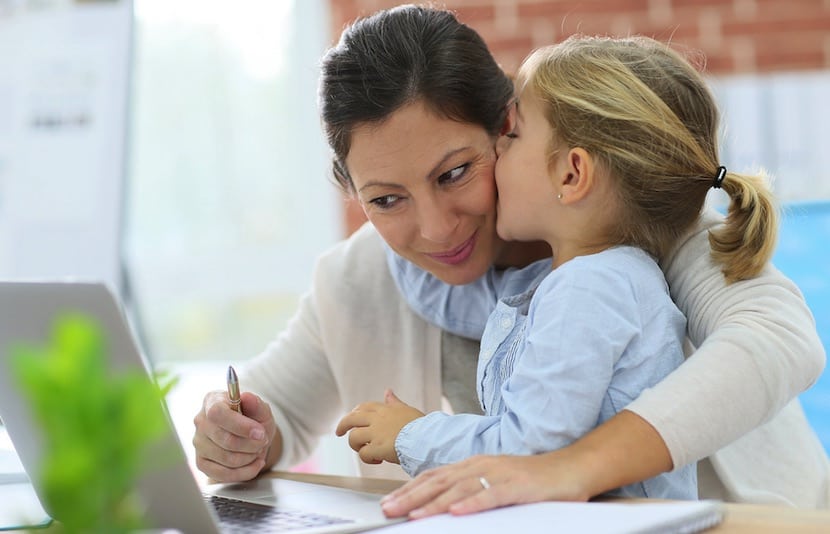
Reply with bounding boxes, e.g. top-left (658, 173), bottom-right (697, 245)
top-left (713, 166), bottom-right (727, 189)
